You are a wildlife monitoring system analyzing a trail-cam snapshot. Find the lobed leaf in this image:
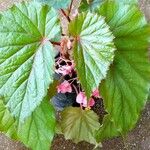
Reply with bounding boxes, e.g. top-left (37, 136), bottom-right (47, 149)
top-left (96, 1), bottom-right (150, 141)
top-left (18, 97), bottom-right (56, 150)
top-left (69, 12), bottom-right (115, 98)
top-left (0, 95), bottom-right (56, 150)
top-left (60, 107), bottom-right (100, 145)
top-left (0, 1), bottom-right (61, 121)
